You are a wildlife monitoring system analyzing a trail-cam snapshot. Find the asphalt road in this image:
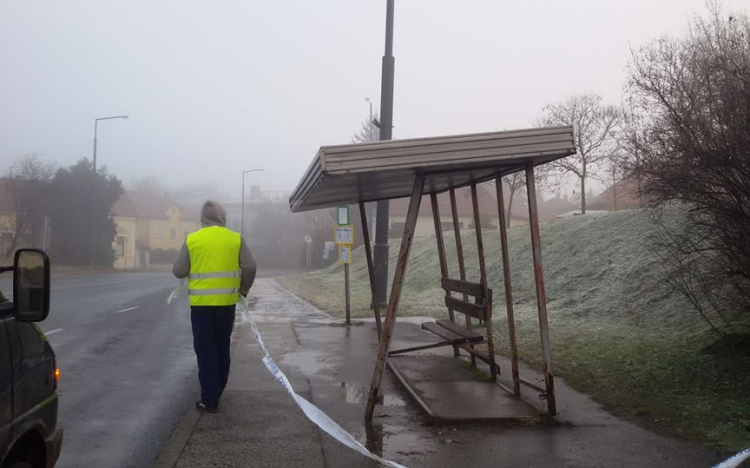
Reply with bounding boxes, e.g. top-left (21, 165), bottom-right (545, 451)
top-left (1, 271), bottom-right (198, 468)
